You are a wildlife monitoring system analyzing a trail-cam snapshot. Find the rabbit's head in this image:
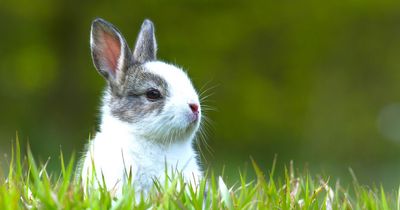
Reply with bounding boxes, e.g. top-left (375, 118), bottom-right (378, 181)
top-left (90, 18), bottom-right (201, 142)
